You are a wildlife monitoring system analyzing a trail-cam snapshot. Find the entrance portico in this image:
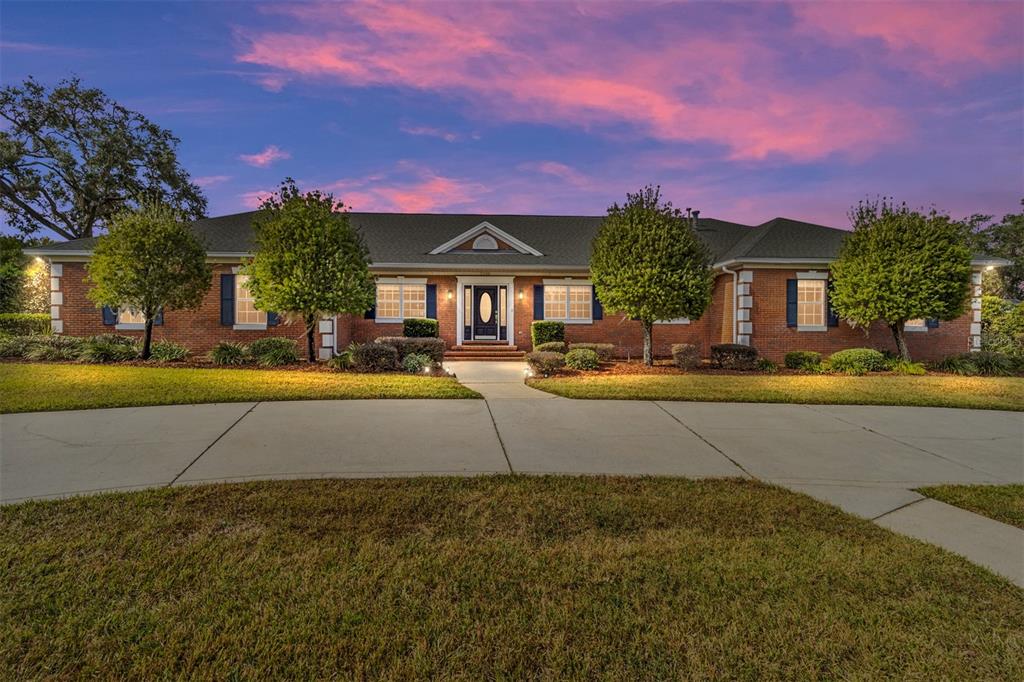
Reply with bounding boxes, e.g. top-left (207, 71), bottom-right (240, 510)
top-left (456, 276), bottom-right (516, 346)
